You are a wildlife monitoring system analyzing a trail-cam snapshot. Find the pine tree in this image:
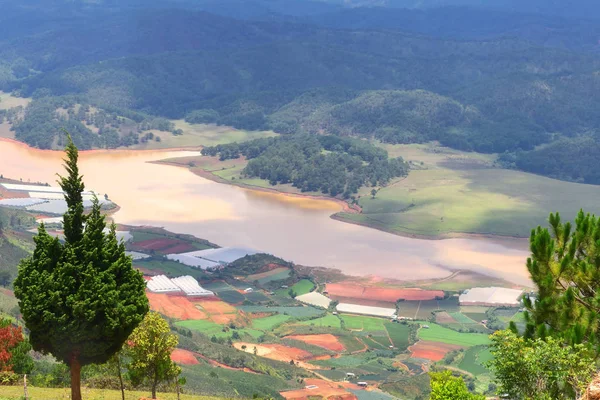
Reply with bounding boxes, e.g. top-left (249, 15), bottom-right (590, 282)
top-left (520, 210), bottom-right (600, 351)
top-left (13, 137), bottom-right (149, 400)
